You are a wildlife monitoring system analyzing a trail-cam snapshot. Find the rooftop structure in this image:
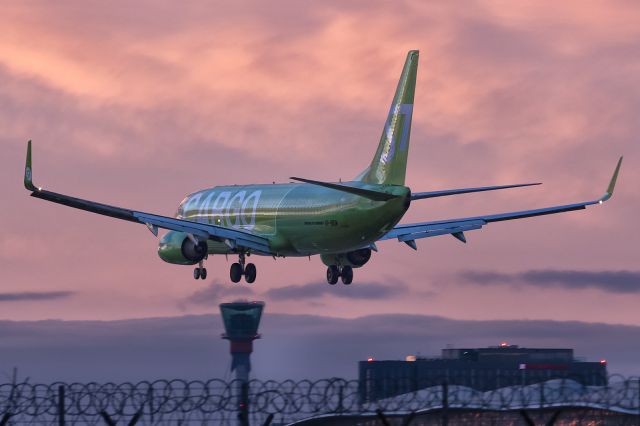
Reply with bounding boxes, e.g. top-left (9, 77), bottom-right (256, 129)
top-left (360, 343), bottom-right (607, 402)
